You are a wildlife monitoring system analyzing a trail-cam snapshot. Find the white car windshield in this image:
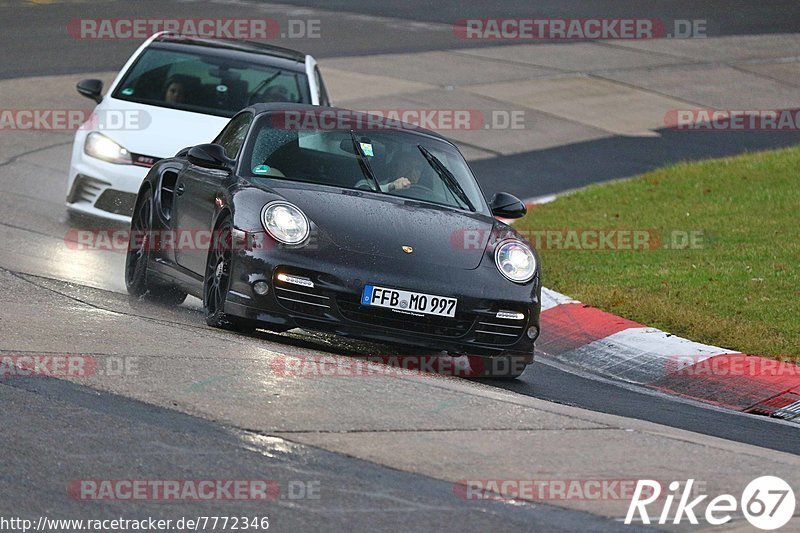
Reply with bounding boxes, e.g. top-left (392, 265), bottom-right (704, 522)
top-left (112, 46), bottom-right (311, 117)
